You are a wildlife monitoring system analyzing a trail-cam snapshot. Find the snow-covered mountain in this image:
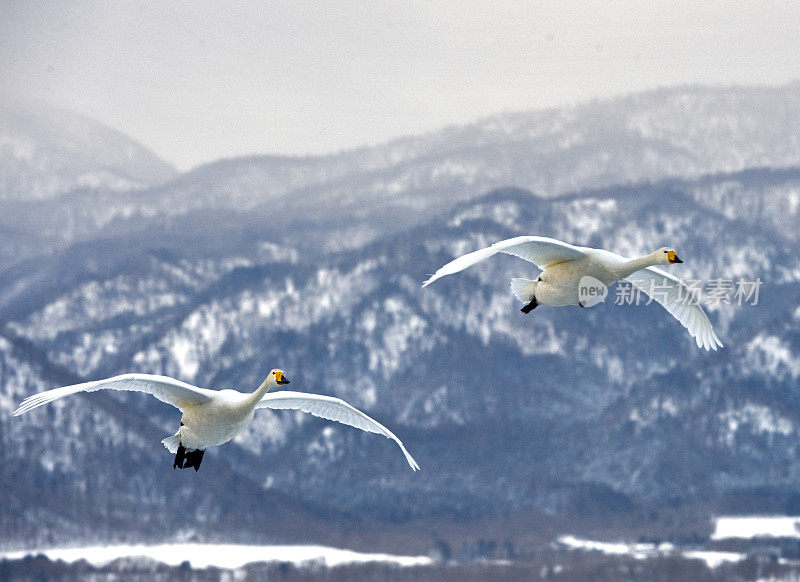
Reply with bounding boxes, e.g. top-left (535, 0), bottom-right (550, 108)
top-left (0, 101), bottom-right (176, 201)
top-left (2, 86), bottom-right (800, 551)
top-left (3, 84), bottom-right (800, 268)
